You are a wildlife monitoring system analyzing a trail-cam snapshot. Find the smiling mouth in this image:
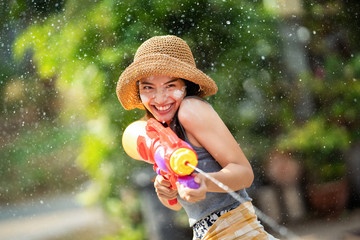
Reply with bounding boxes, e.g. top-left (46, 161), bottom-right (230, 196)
top-left (154, 104), bottom-right (172, 112)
